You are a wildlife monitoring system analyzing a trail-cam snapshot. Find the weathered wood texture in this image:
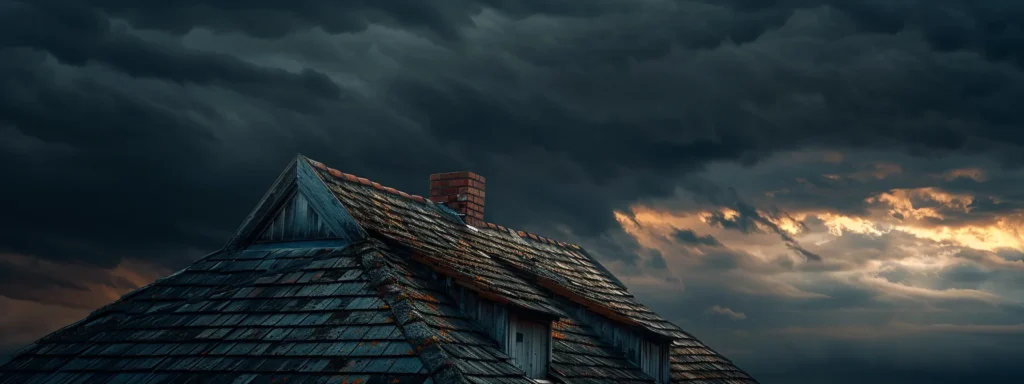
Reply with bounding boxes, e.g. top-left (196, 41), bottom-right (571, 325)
top-left (224, 156), bottom-right (299, 250)
top-left (256, 191), bottom-right (338, 242)
top-left (568, 302), bottom-right (669, 383)
top-left (507, 313), bottom-right (550, 379)
top-left (295, 157), bottom-right (367, 242)
top-left (225, 155), bottom-right (367, 249)
top-left (446, 278), bottom-right (510, 350)
top-left (446, 280), bottom-right (554, 379)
